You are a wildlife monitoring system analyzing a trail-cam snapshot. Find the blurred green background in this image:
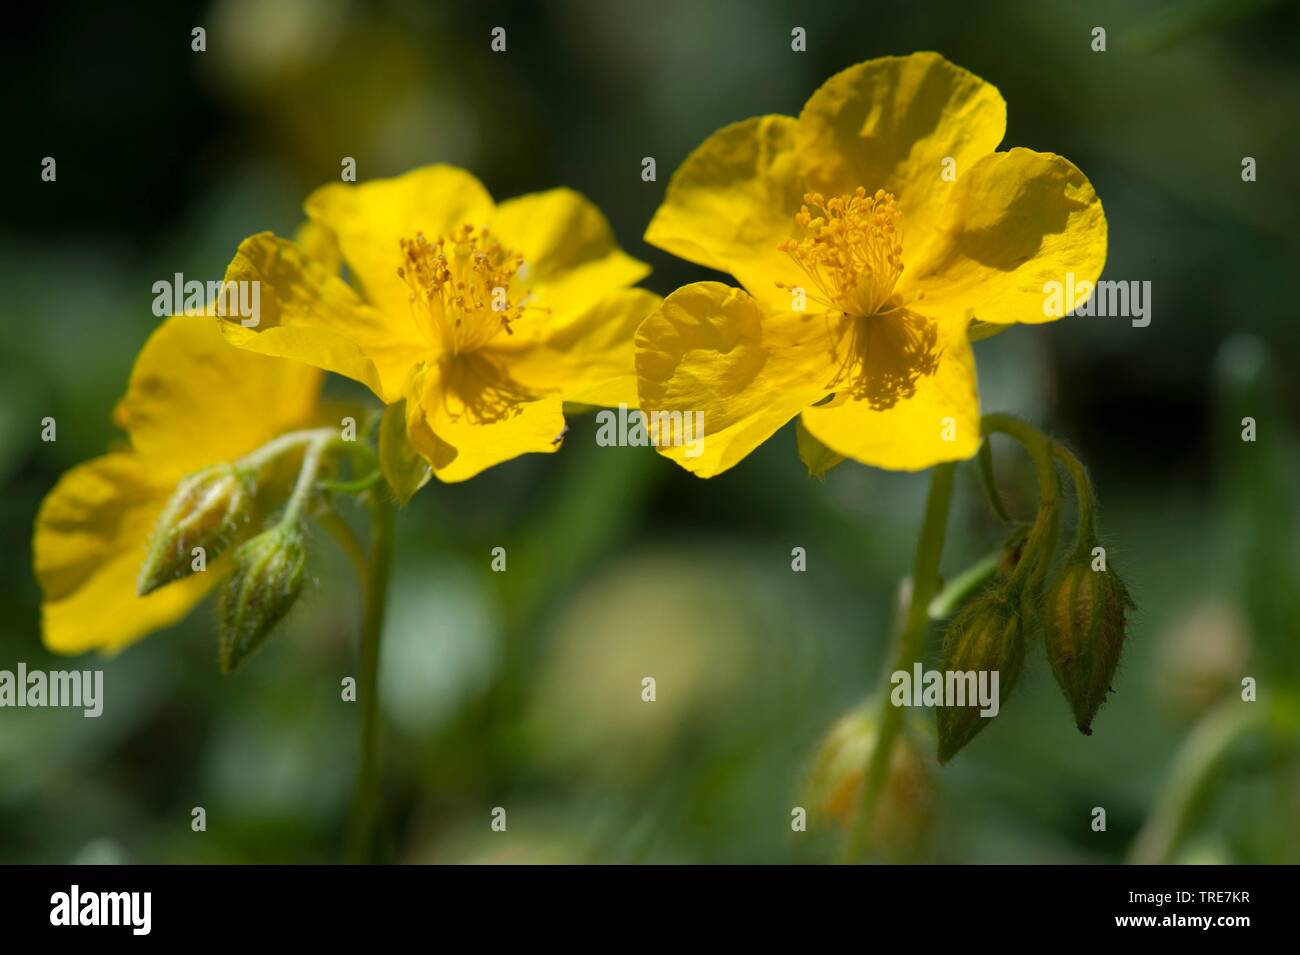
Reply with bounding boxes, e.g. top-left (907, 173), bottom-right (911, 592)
top-left (2, 0), bottom-right (1298, 863)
